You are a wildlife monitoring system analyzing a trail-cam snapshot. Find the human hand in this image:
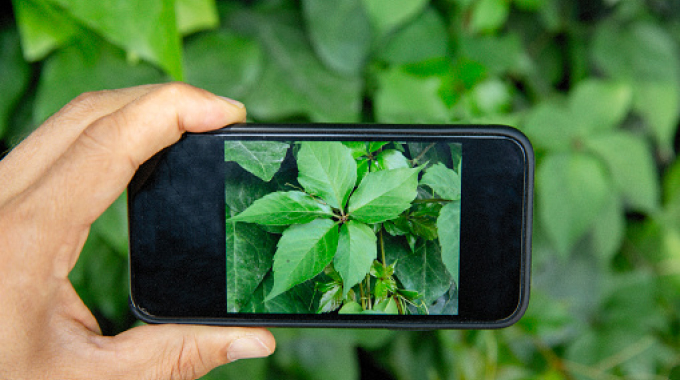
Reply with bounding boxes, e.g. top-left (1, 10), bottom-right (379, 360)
top-left (0, 83), bottom-right (275, 379)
